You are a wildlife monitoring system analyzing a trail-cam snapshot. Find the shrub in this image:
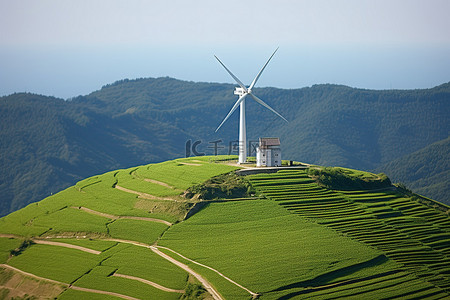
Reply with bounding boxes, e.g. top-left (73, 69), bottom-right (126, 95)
top-left (308, 167), bottom-right (392, 190)
top-left (181, 283), bottom-right (207, 299)
top-left (9, 239), bottom-right (34, 257)
top-left (186, 173), bottom-right (252, 200)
